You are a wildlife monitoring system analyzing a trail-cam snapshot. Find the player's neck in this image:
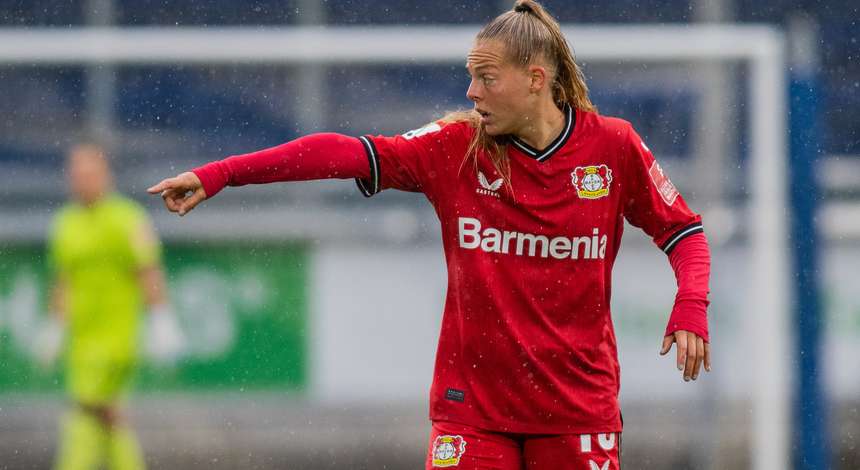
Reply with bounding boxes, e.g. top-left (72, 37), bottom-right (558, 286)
top-left (513, 102), bottom-right (566, 151)
top-left (76, 189), bottom-right (112, 208)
